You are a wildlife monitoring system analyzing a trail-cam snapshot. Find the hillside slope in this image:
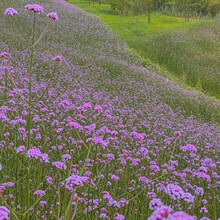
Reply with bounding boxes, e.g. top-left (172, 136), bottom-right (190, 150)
top-left (68, 0), bottom-right (220, 99)
top-left (0, 0), bottom-right (220, 219)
